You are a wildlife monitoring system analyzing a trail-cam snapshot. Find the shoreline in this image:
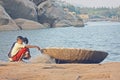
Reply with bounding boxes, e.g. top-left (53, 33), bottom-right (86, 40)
top-left (0, 62), bottom-right (120, 80)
